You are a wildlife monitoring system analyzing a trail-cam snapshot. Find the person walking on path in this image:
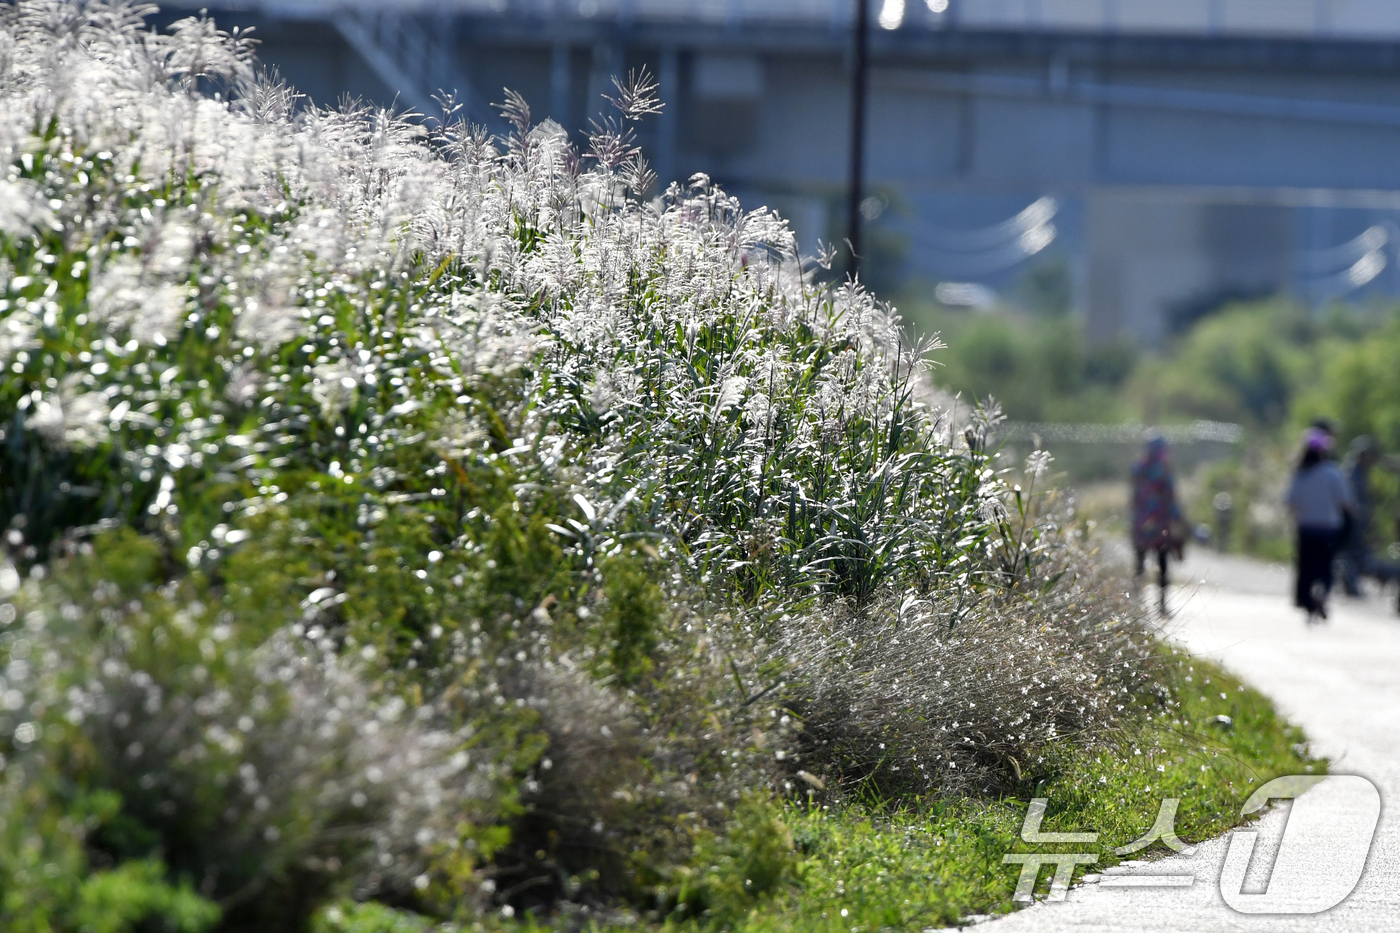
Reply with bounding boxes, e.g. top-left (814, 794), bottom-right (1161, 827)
top-left (1339, 435), bottom-right (1400, 596)
top-left (1131, 434), bottom-right (1182, 615)
top-left (1286, 427), bottom-right (1357, 622)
